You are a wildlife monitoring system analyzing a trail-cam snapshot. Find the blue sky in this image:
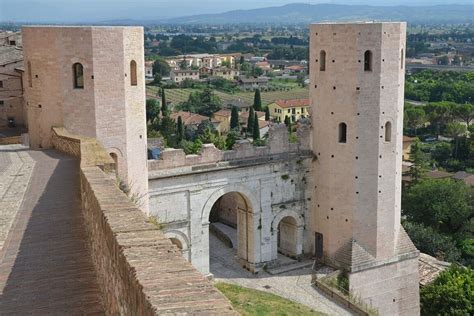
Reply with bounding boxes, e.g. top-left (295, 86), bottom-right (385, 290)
top-left (1, 0), bottom-right (472, 22)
